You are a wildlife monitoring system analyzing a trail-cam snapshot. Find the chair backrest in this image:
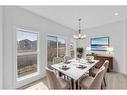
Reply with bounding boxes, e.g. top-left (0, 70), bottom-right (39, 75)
top-left (86, 55), bottom-right (94, 61)
top-left (53, 57), bottom-right (63, 64)
top-left (47, 65), bottom-right (54, 70)
top-left (46, 67), bottom-right (61, 89)
top-left (64, 56), bottom-right (72, 62)
top-left (89, 66), bottom-right (105, 89)
top-left (102, 60), bottom-right (109, 73)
